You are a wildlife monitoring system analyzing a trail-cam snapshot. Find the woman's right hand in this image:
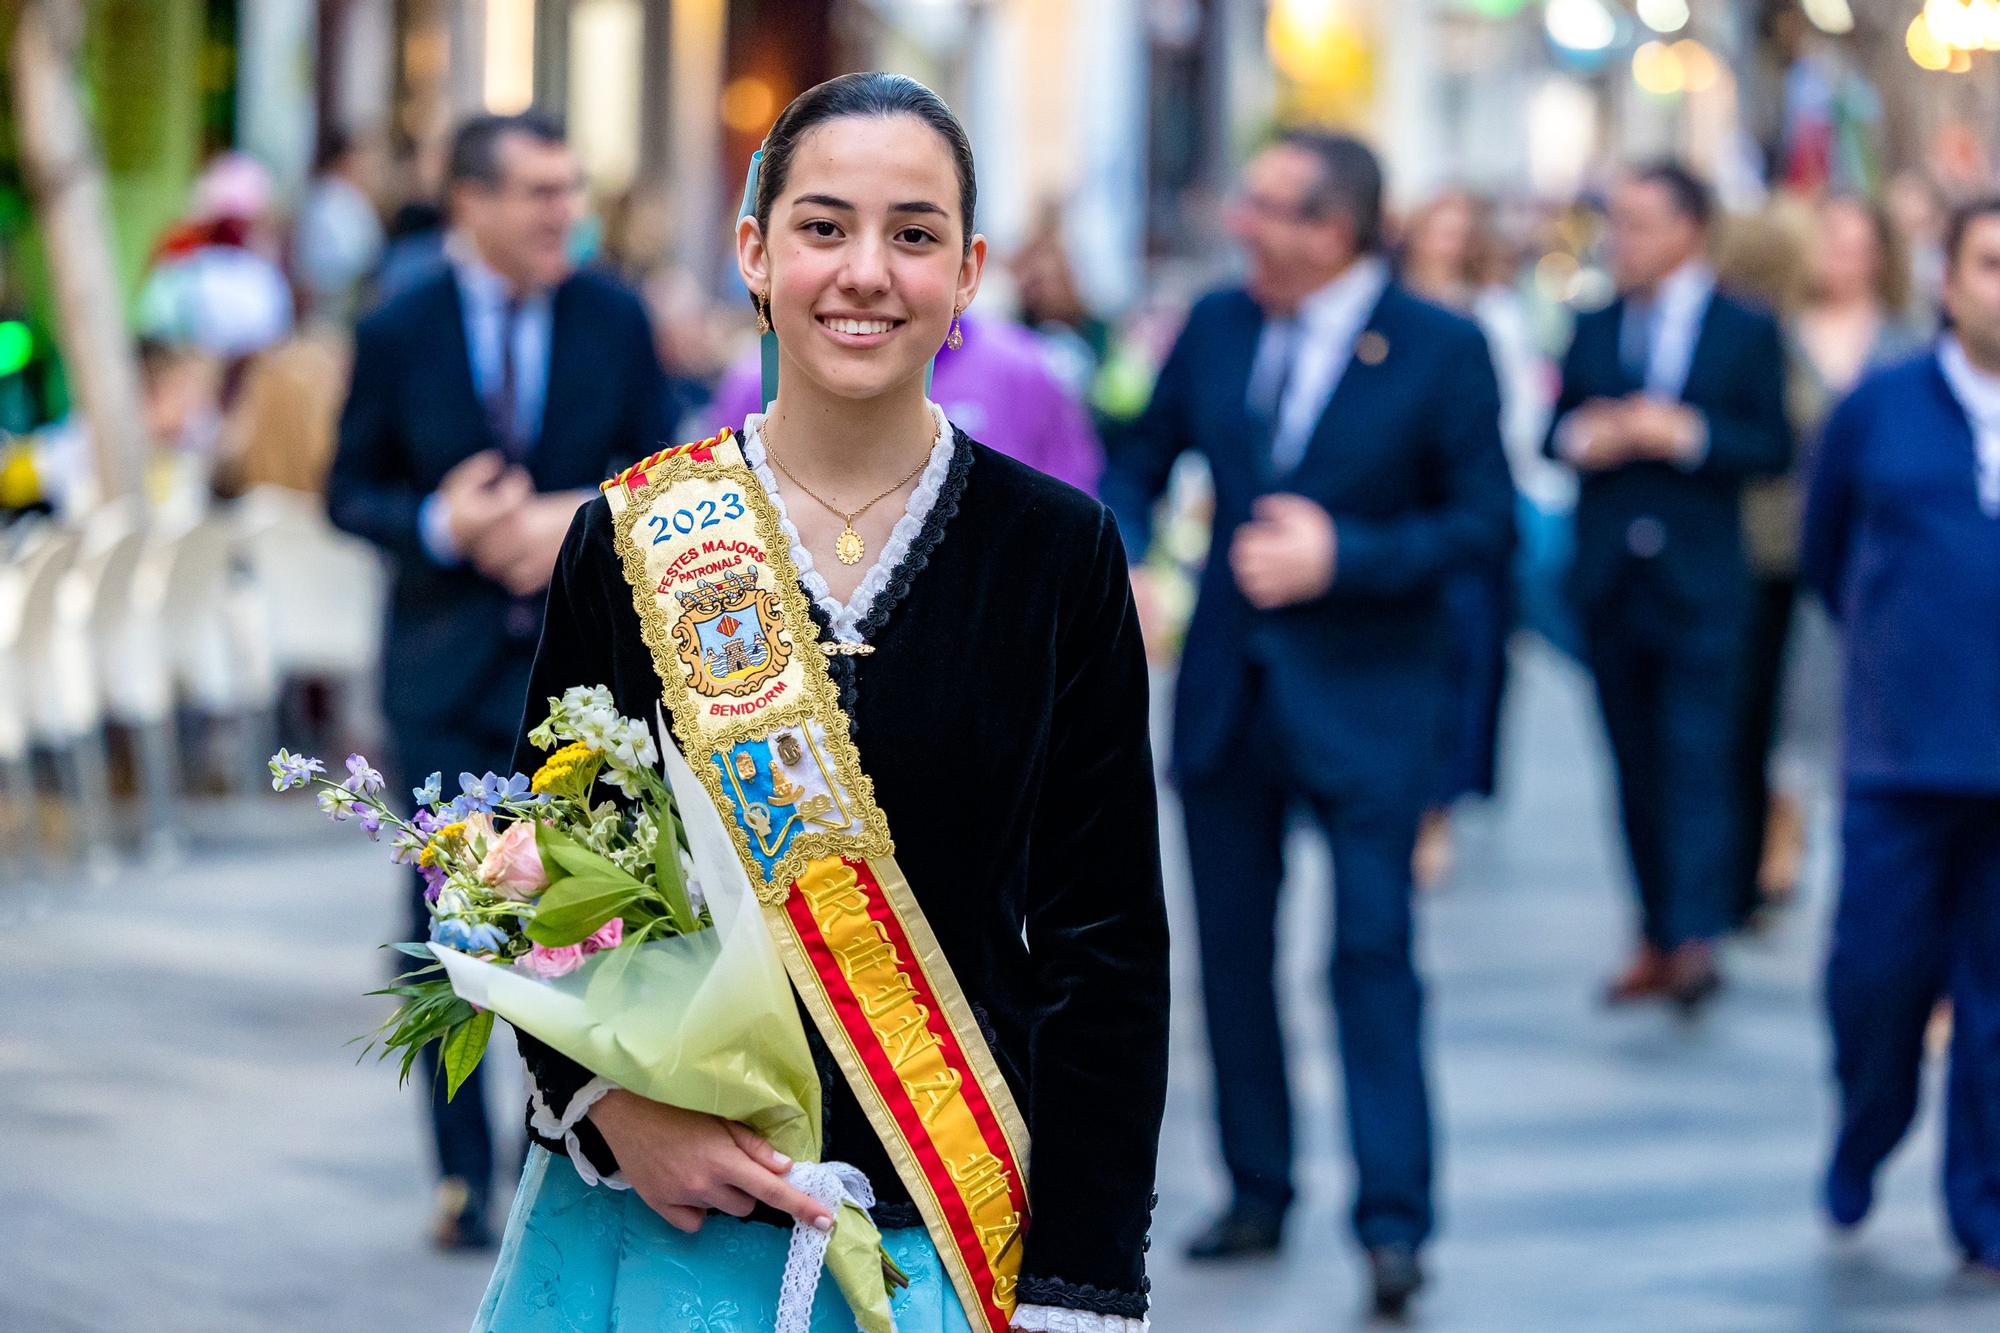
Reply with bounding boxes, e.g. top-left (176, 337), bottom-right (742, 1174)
top-left (589, 1089), bottom-right (833, 1236)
